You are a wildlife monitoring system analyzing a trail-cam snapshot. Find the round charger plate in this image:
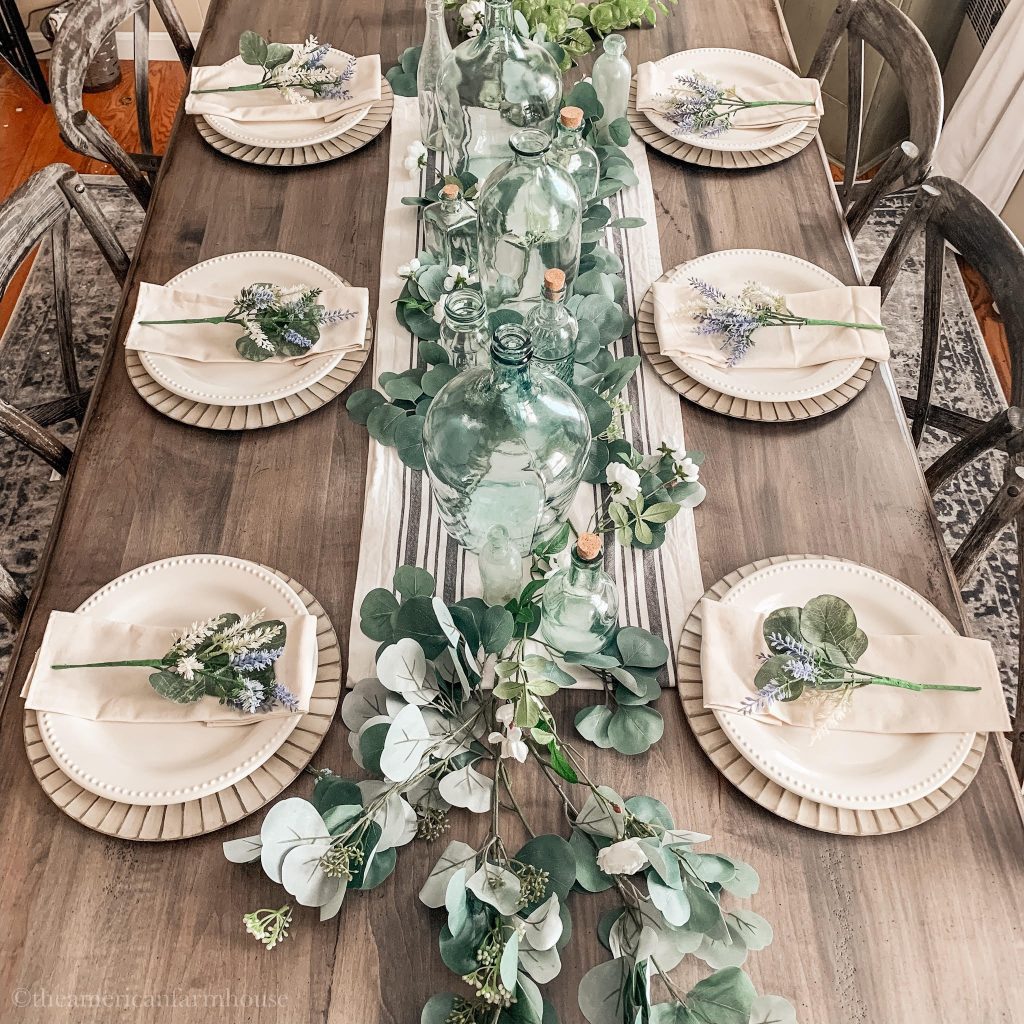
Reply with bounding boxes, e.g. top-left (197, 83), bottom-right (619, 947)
top-left (627, 80), bottom-right (817, 170)
top-left (637, 272), bottom-right (876, 421)
top-left (203, 48), bottom-right (371, 149)
top-left (25, 562), bottom-right (340, 841)
top-left (657, 250), bottom-right (864, 403)
top-left (195, 79), bottom-right (393, 167)
top-left (678, 555), bottom-right (987, 835)
top-left (638, 48), bottom-right (810, 152)
top-left (140, 250), bottom-right (351, 406)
